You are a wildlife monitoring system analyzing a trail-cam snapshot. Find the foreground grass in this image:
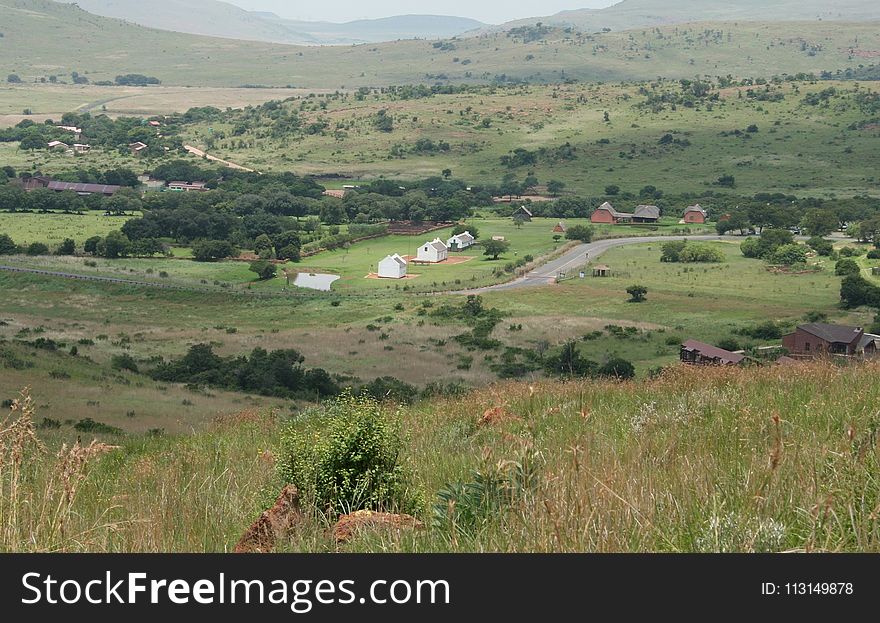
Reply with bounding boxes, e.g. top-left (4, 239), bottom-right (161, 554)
top-left (4, 361), bottom-right (880, 552)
